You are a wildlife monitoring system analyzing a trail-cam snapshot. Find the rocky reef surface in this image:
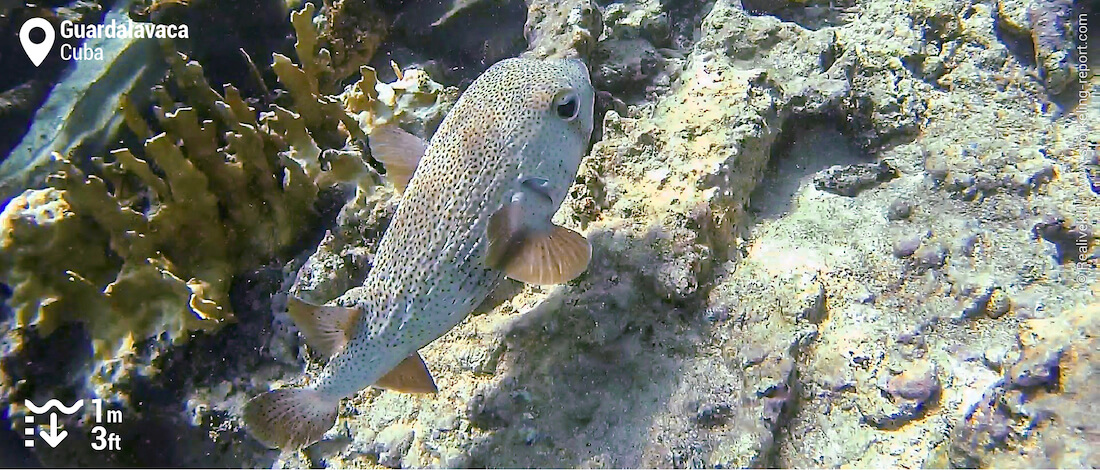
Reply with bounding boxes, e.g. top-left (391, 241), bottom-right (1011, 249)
top-left (0, 0), bottom-right (1096, 467)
